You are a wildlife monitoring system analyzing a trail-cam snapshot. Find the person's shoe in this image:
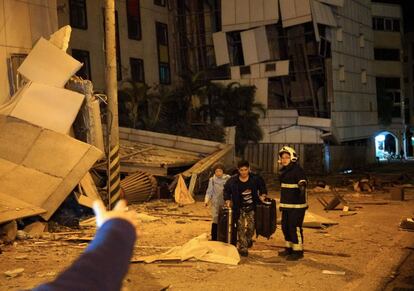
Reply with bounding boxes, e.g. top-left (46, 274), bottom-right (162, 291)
top-left (238, 249), bottom-right (248, 257)
top-left (286, 250), bottom-right (304, 261)
top-left (278, 248), bottom-right (292, 257)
